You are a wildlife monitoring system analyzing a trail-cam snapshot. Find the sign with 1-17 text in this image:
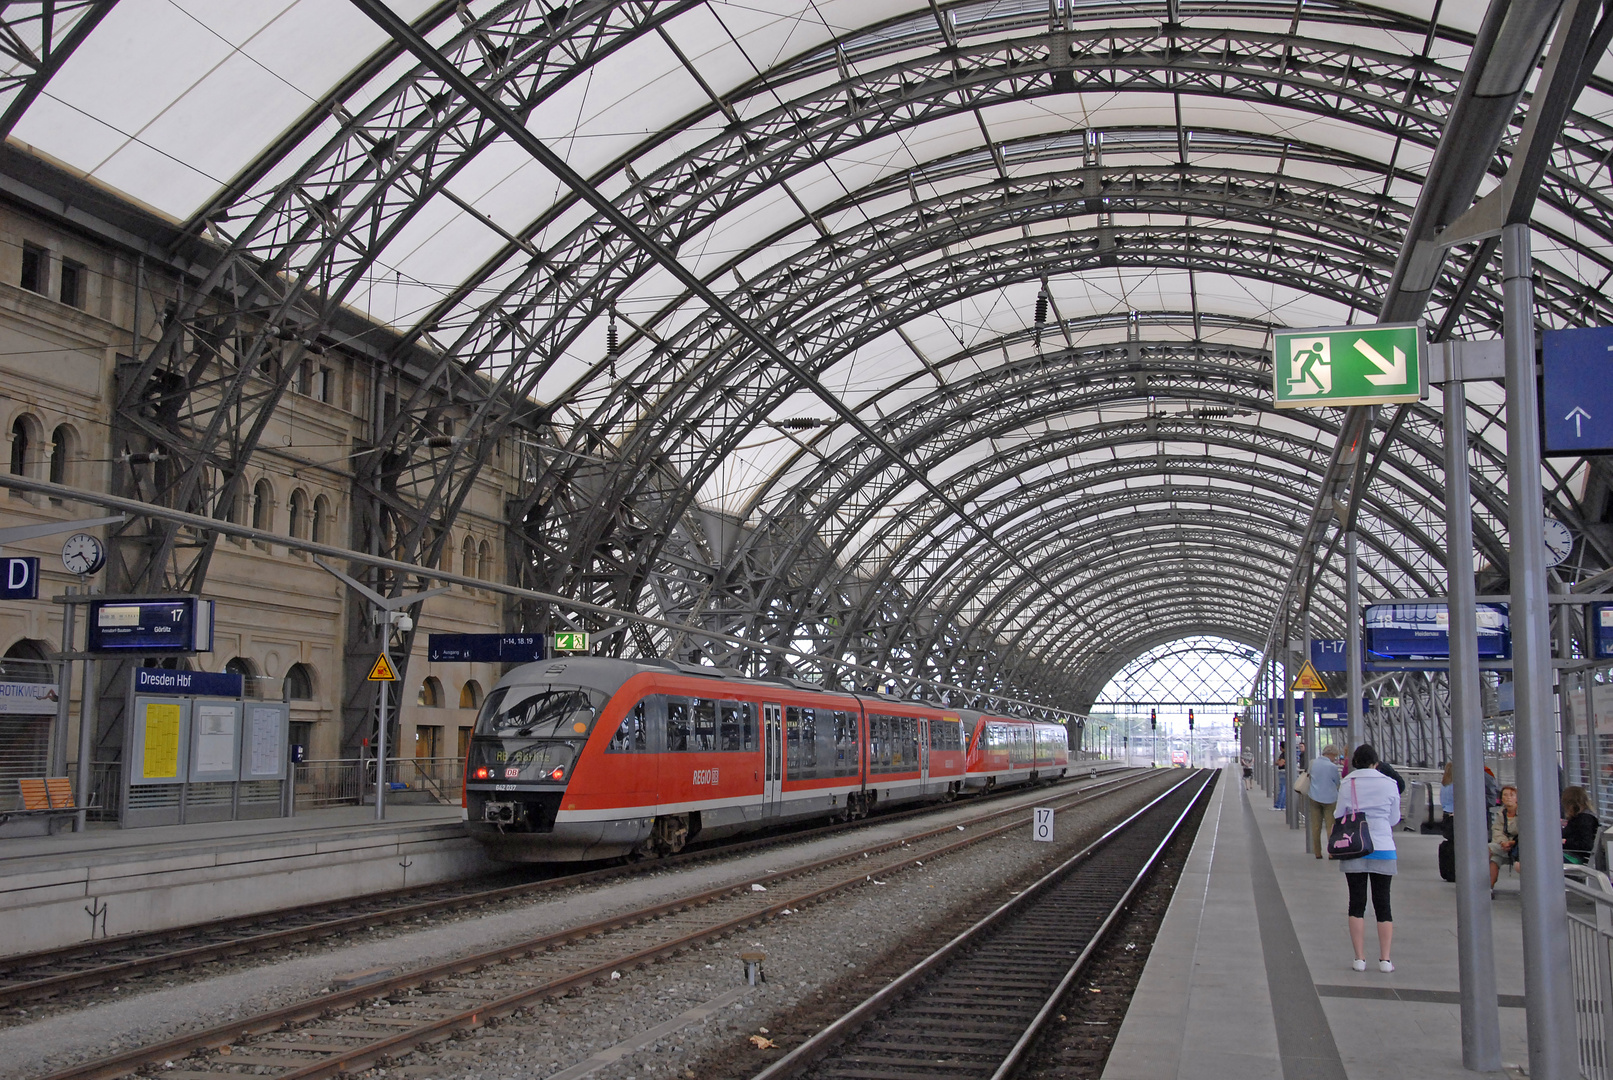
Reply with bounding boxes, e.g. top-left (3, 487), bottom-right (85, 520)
top-left (1272, 323), bottom-right (1426, 408)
